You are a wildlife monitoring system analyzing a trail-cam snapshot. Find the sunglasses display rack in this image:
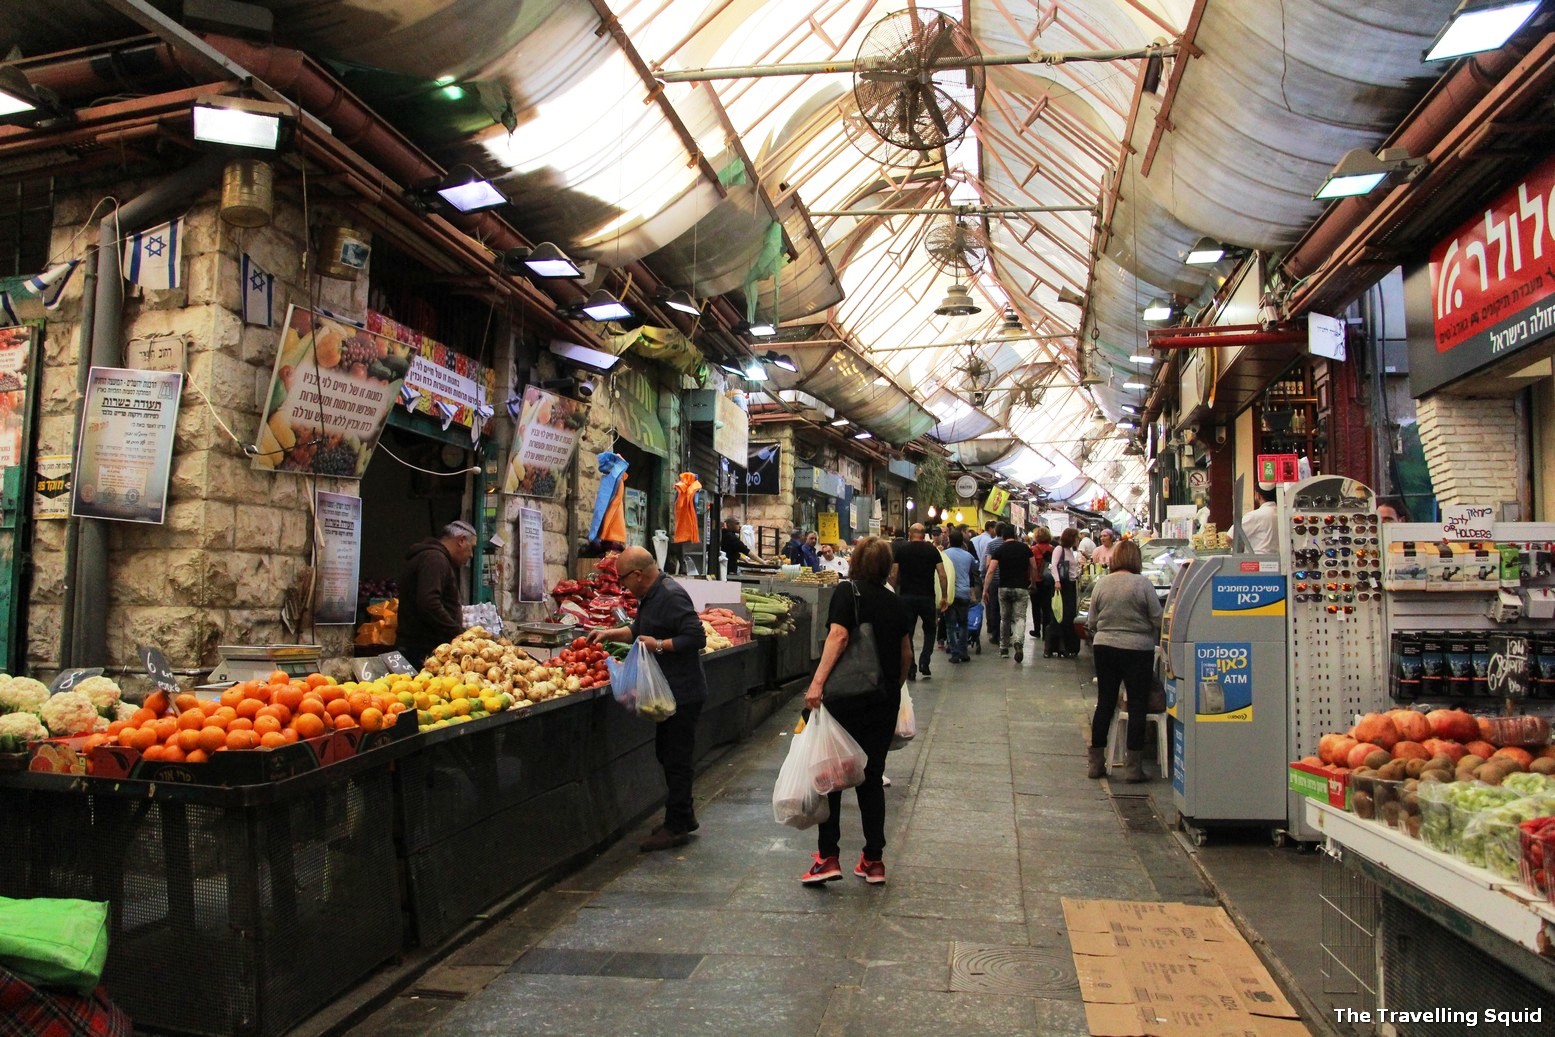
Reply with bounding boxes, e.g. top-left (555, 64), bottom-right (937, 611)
top-left (1280, 477), bottom-right (1391, 842)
